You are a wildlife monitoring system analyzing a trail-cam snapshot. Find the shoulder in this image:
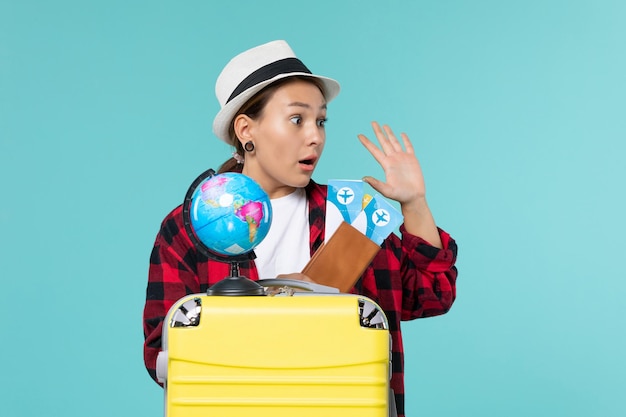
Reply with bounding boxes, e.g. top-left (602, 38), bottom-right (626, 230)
top-left (159, 204), bottom-right (184, 228)
top-left (155, 204), bottom-right (188, 246)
